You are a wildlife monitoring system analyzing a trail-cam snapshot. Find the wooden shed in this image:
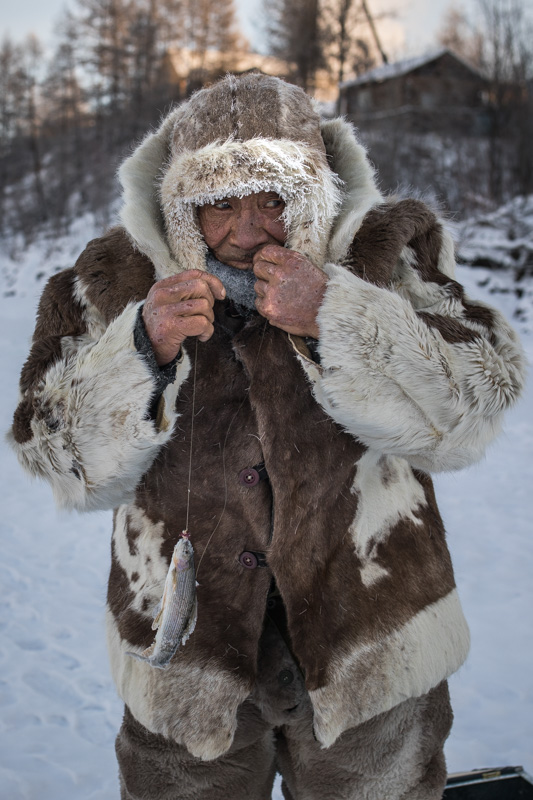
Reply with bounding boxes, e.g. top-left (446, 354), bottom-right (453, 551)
top-left (339, 49), bottom-right (490, 135)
